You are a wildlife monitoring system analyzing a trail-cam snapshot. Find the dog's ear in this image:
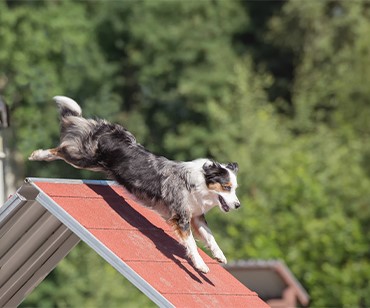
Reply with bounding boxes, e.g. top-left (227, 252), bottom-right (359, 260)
top-left (203, 160), bottom-right (226, 185)
top-left (226, 162), bottom-right (239, 174)
top-left (202, 160), bottom-right (218, 172)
